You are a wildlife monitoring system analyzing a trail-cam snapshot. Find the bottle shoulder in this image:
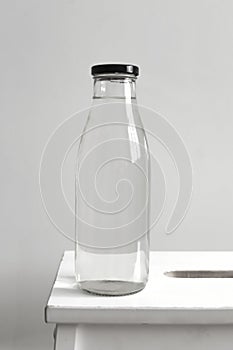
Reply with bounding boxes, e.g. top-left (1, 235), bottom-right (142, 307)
top-left (82, 102), bottom-right (145, 132)
top-left (77, 101), bottom-right (149, 164)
